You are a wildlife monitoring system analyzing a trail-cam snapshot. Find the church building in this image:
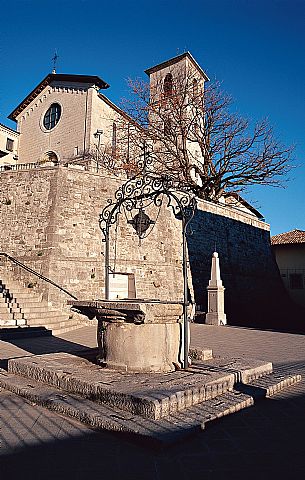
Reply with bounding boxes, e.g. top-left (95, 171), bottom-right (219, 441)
top-left (0, 52), bottom-right (290, 332)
